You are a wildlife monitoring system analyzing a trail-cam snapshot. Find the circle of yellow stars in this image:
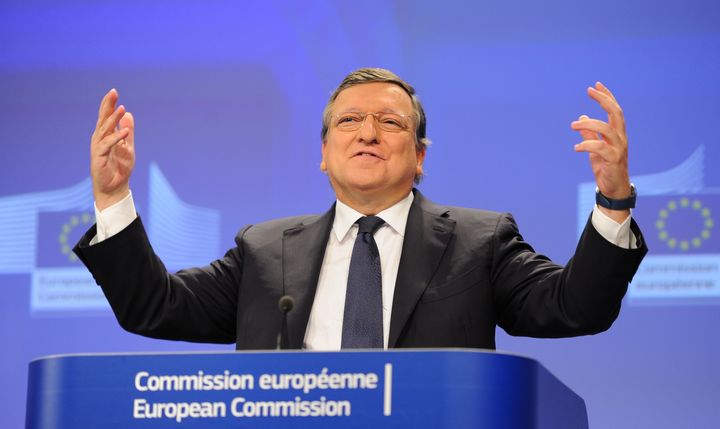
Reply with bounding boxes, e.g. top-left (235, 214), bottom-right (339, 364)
top-left (656, 198), bottom-right (713, 251)
top-left (58, 212), bottom-right (94, 262)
